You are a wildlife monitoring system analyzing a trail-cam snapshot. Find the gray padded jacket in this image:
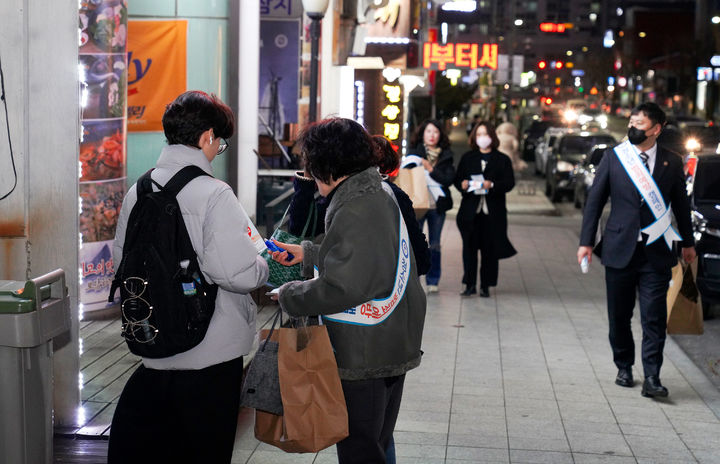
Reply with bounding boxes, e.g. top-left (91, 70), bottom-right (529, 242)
top-left (113, 144), bottom-right (269, 370)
